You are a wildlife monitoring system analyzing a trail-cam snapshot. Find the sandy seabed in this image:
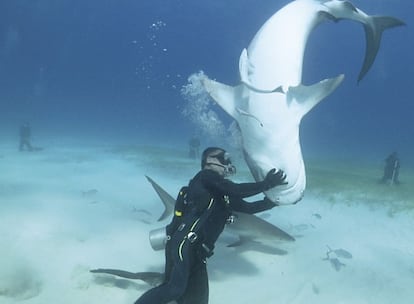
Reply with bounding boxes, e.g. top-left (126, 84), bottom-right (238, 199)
top-left (1, 143), bottom-right (413, 304)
